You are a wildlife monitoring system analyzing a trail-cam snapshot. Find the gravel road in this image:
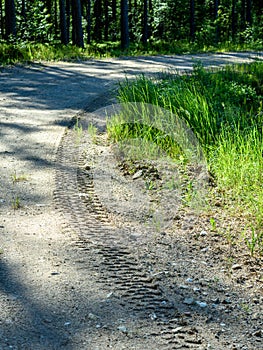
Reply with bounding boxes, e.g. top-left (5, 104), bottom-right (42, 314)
top-left (0, 52), bottom-right (262, 350)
